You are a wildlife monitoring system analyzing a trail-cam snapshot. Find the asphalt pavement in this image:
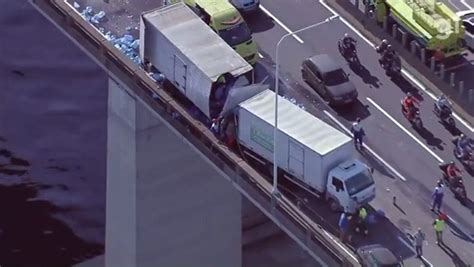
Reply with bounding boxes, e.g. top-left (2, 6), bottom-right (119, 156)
top-left (247, 0), bottom-right (474, 264)
top-left (64, 0), bottom-right (474, 265)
